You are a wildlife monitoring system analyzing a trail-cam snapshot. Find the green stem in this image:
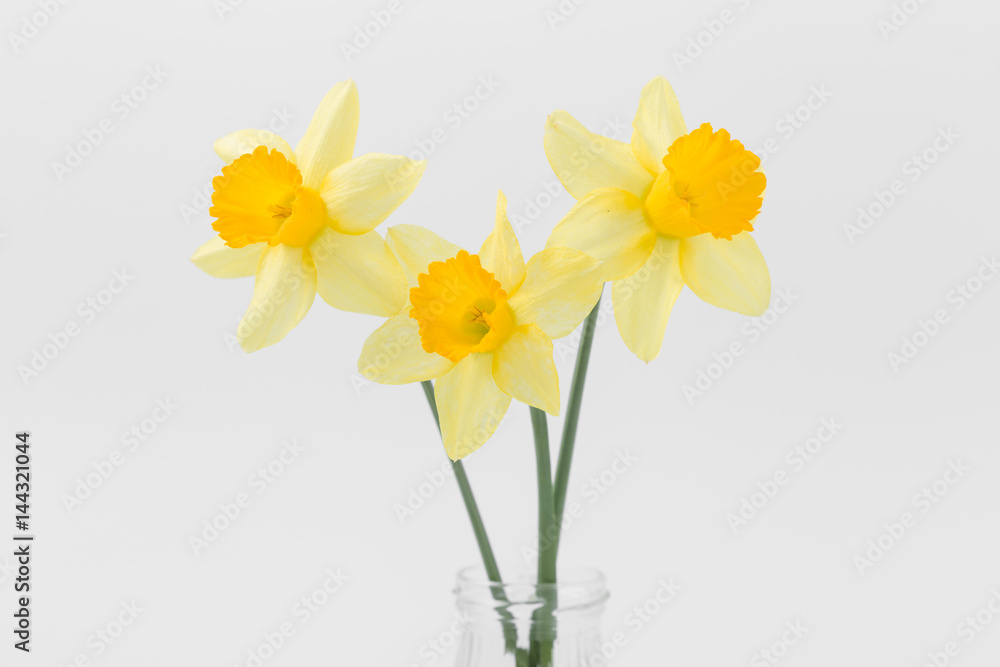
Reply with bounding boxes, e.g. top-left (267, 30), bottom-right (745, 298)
top-left (531, 406), bottom-right (557, 586)
top-left (423, 381), bottom-right (503, 581)
top-left (551, 295), bottom-right (601, 557)
top-left (530, 406), bottom-right (557, 667)
top-left (420, 381), bottom-right (523, 659)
